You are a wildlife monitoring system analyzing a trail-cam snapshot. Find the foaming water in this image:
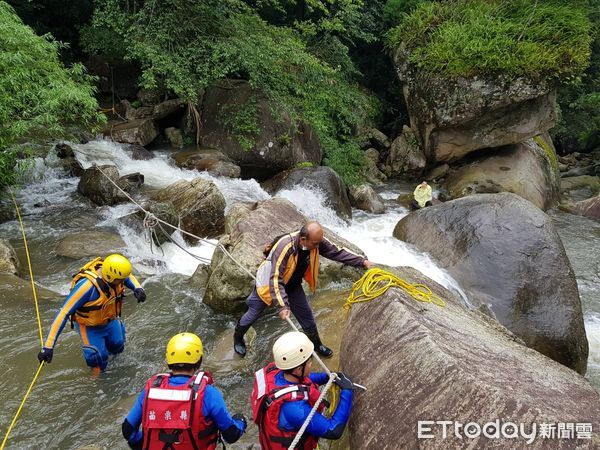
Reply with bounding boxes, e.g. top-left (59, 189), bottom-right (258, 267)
top-left (278, 184), bottom-right (470, 303)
